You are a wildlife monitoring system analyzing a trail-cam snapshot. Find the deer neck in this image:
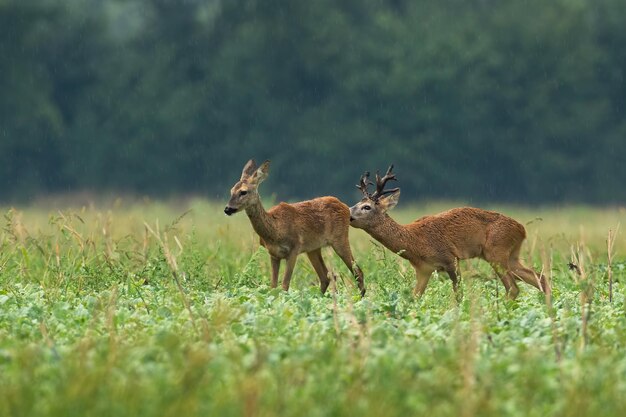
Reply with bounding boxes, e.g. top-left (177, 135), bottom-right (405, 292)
top-left (366, 215), bottom-right (413, 257)
top-left (244, 195), bottom-right (276, 241)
